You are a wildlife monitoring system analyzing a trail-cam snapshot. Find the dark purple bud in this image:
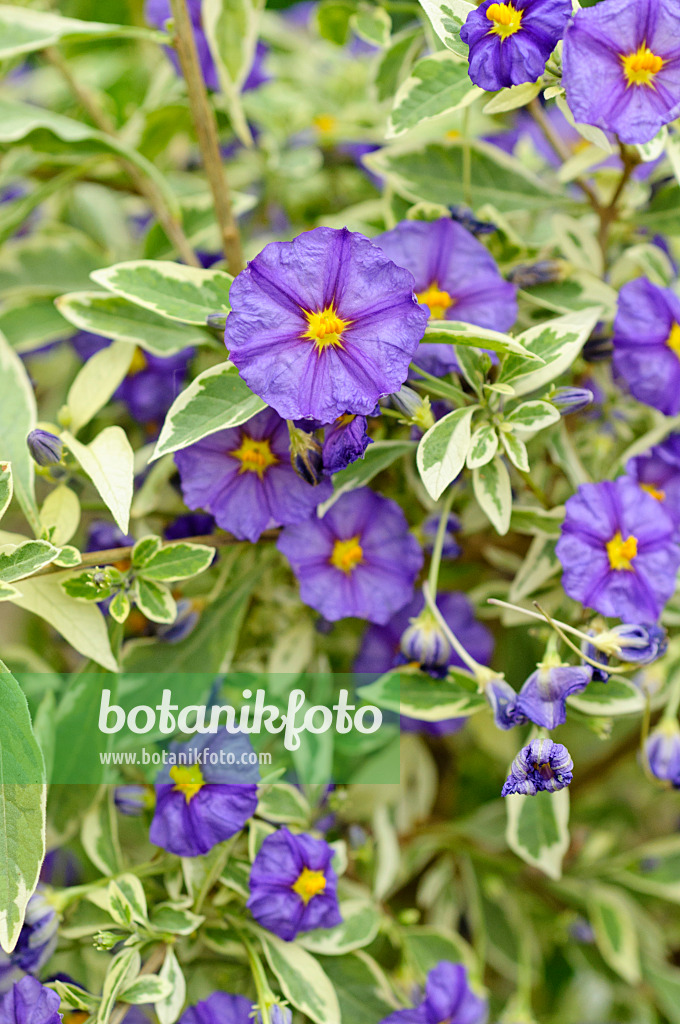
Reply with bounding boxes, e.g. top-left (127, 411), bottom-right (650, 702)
top-left (646, 722), bottom-right (680, 787)
top-left (582, 327), bottom-right (612, 362)
top-left (114, 785), bottom-right (154, 816)
top-left (400, 609), bottom-right (451, 669)
top-left (26, 430), bottom-right (62, 467)
top-left (507, 259), bottom-right (563, 288)
top-left (551, 387), bottom-right (594, 415)
top-left (288, 426), bottom-right (324, 486)
top-left (448, 205), bottom-right (497, 235)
